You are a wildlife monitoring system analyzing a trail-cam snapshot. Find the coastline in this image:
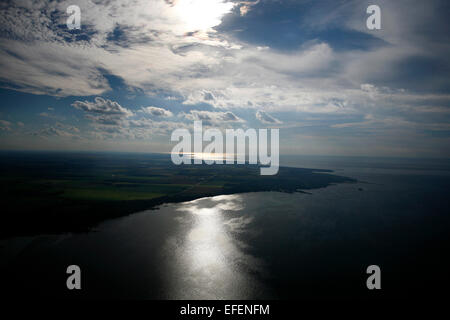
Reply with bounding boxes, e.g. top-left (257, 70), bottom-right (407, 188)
top-left (0, 152), bottom-right (356, 239)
